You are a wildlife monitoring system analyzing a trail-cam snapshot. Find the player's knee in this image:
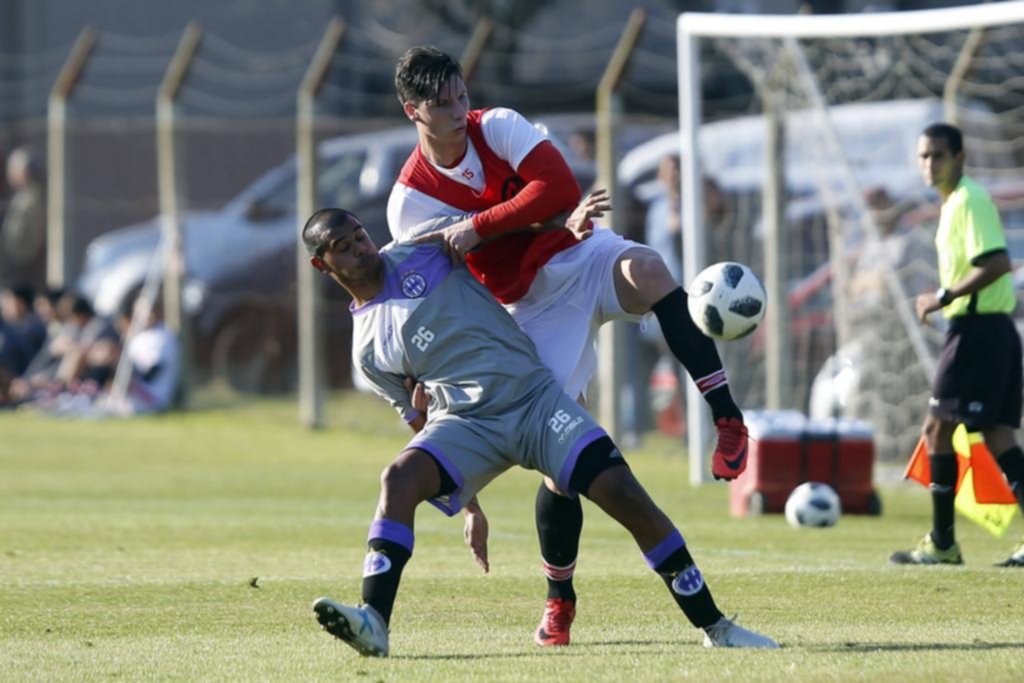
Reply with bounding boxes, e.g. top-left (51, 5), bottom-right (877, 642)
top-left (379, 456), bottom-right (435, 503)
top-left (632, 253), bottom-right (676, 305)
top-left (588, 465), bottom-right (647, 509)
